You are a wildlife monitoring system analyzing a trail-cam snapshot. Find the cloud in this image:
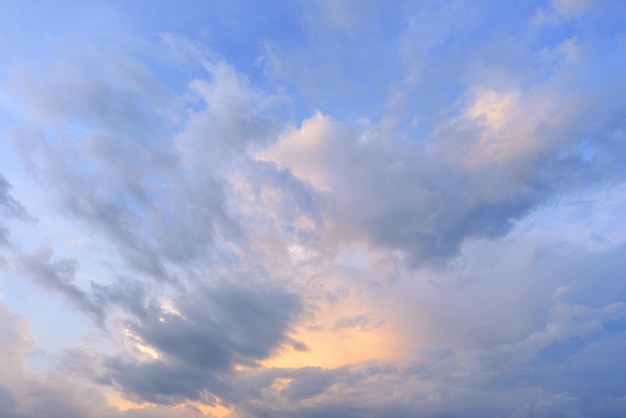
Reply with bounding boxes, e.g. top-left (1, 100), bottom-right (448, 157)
top-left (13, 247), bottom-right (106, 325)
top-left (257, 113), bottom-right (531, 266)
top-left (0, 174), bottom-right (32, 269)
top-left (0, 175), bottom-right (30, 220)
top-left (98, 280), bottom-right (301, 405)
top-left (258, 22), bottom-right (626, 267)
top-left (0, 301), bottom-right (224, 418)
top-left (0, 2), bottom-right (625, 417)
top-left (0, 302), bottom-right (100, 418)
